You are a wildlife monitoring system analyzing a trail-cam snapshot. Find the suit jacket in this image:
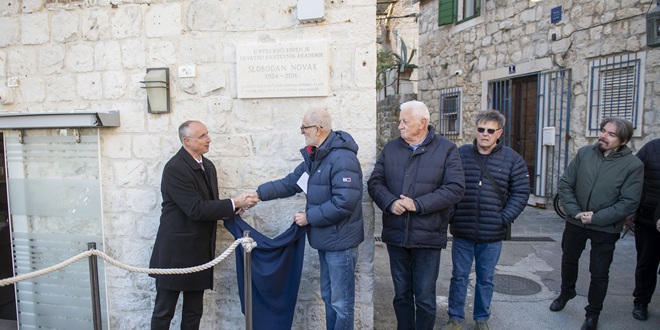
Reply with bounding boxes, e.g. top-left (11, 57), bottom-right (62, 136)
top-left (149, 147), bottom-right (234, 291)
